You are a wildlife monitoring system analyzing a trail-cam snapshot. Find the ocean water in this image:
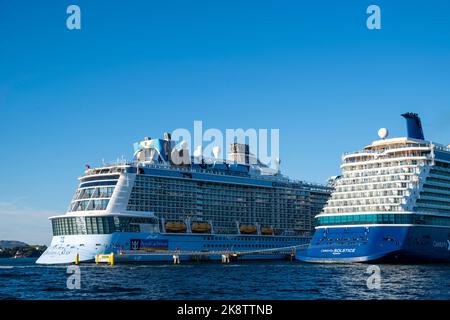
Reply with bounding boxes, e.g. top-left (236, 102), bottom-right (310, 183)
top-left (0, 258), bottom-right (449, 300)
